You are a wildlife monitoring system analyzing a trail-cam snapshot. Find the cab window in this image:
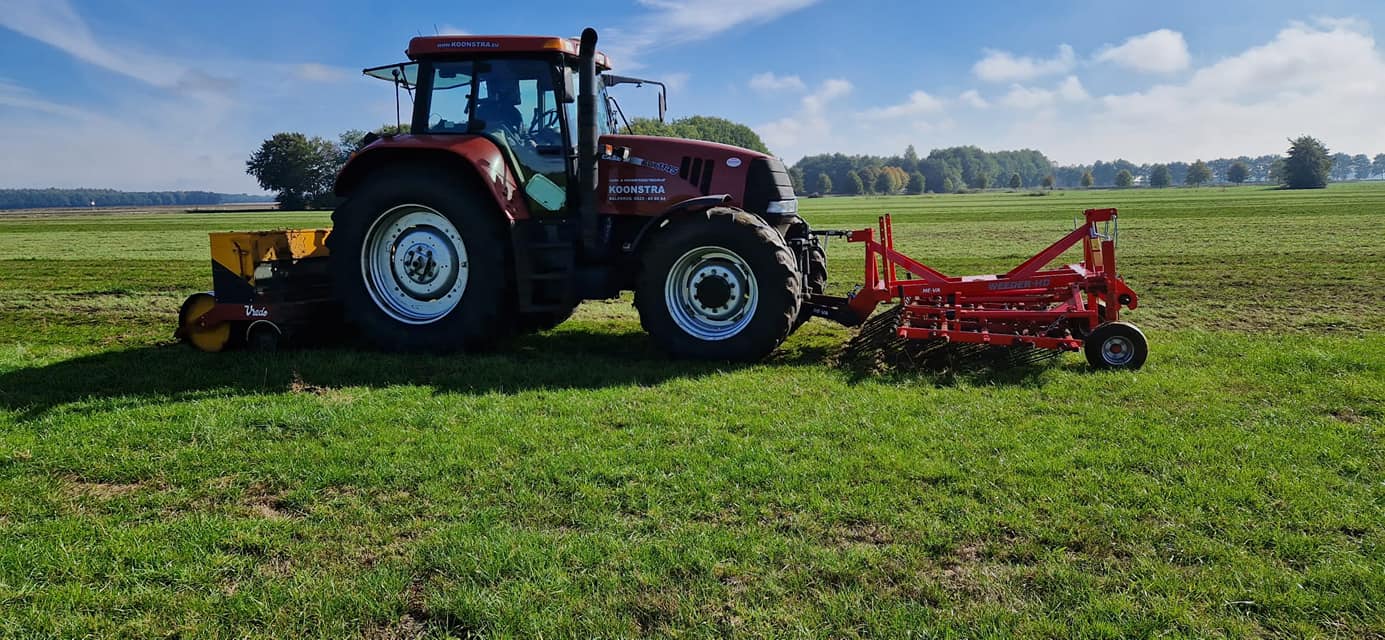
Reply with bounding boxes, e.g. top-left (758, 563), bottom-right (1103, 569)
top-left (425, 58), bottom-right (564, 147)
